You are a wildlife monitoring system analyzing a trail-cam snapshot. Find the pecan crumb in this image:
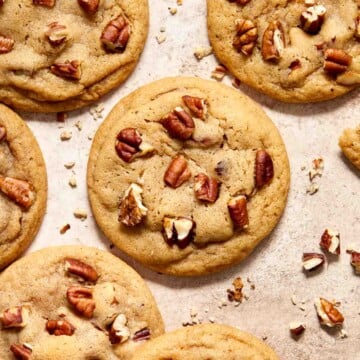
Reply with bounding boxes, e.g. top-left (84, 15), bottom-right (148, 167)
top-left (227, 277), bottom-right (244, 303)
top-left (211, 65), bottom-right (227, 81)
top-left (60, 223), bottom-right (71, 234)
top-left (193, 46), bottom-right (213, 60)
top-left (73, 208), bottom-right (87, 221)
